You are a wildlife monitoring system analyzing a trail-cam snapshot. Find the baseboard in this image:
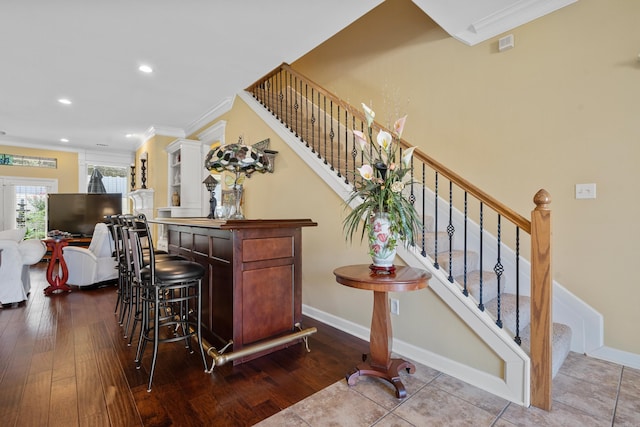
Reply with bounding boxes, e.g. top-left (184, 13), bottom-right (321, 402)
top-left (587, 346), bottom-right (640, 370)
top-left (302, 304), bottom-right (528, 406)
